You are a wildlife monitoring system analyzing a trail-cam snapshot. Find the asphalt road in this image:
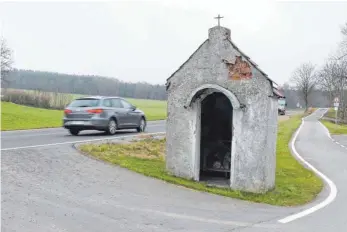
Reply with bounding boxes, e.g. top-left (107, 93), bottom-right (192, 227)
top-left (333, 134), bottom-right (347, 147)
top-left (1, 121), bottom-right (166, 150)
top-left (1, 110), bottom-right (346, 231)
